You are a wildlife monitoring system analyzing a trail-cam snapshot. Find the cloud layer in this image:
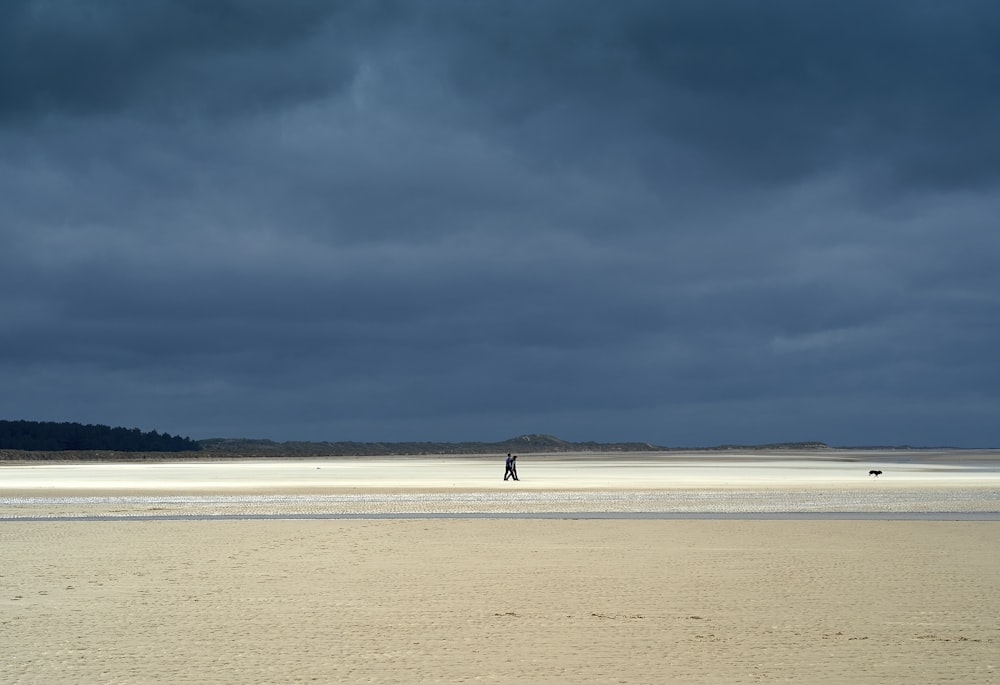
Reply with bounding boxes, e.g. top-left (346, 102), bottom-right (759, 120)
top-left (2, 1), bottom-right (999, 445)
